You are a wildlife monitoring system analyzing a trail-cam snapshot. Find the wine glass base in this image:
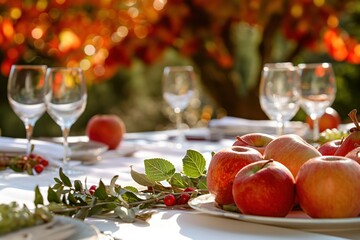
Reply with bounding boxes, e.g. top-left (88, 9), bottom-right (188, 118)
top-left (59, 161), bottom-right (84, 175)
